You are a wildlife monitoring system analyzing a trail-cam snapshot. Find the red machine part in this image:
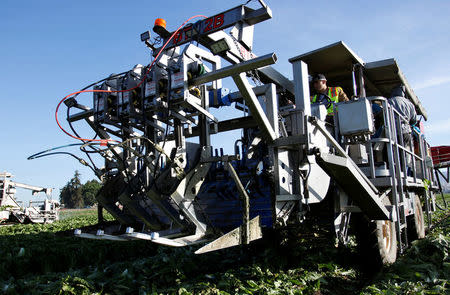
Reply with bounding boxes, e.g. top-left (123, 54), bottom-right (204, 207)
top-left (430, 146), bottom-right (450, 166)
